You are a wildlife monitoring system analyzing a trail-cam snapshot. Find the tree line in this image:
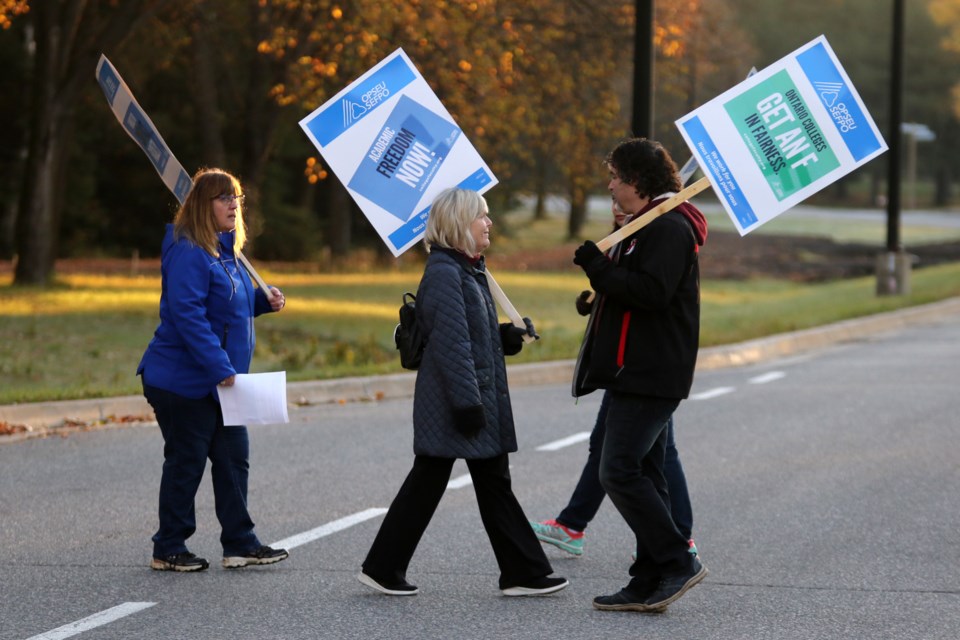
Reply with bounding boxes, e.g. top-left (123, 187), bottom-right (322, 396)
top-left (1, 0), bottom-right (957, 285)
